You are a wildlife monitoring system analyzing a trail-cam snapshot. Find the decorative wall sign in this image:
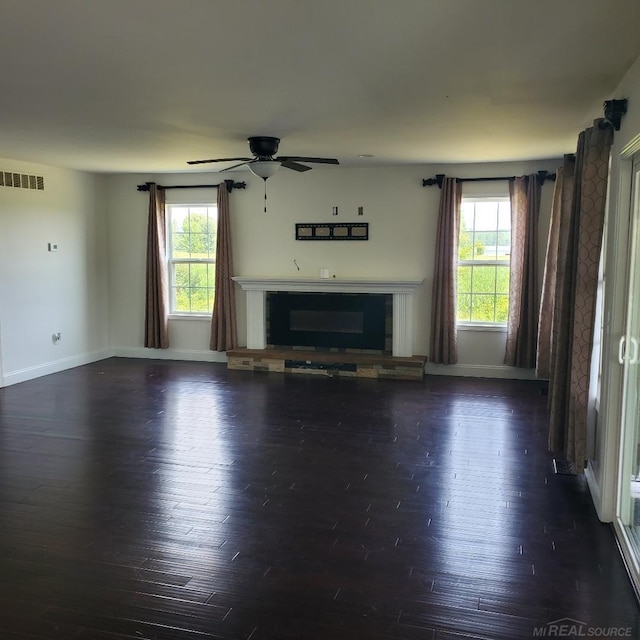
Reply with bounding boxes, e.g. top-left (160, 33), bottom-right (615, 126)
top-left (295, 222), bottom-right (369, 241)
